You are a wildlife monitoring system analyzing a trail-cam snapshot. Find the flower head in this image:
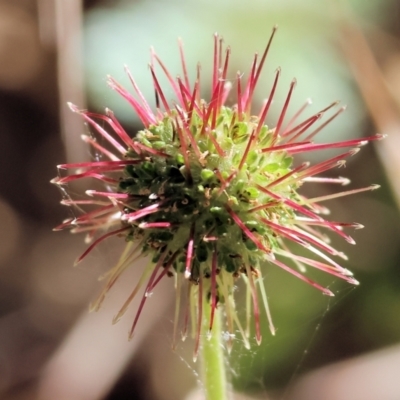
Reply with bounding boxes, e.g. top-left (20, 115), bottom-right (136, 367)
top-left (53, 28), bottom-right (383, 354)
